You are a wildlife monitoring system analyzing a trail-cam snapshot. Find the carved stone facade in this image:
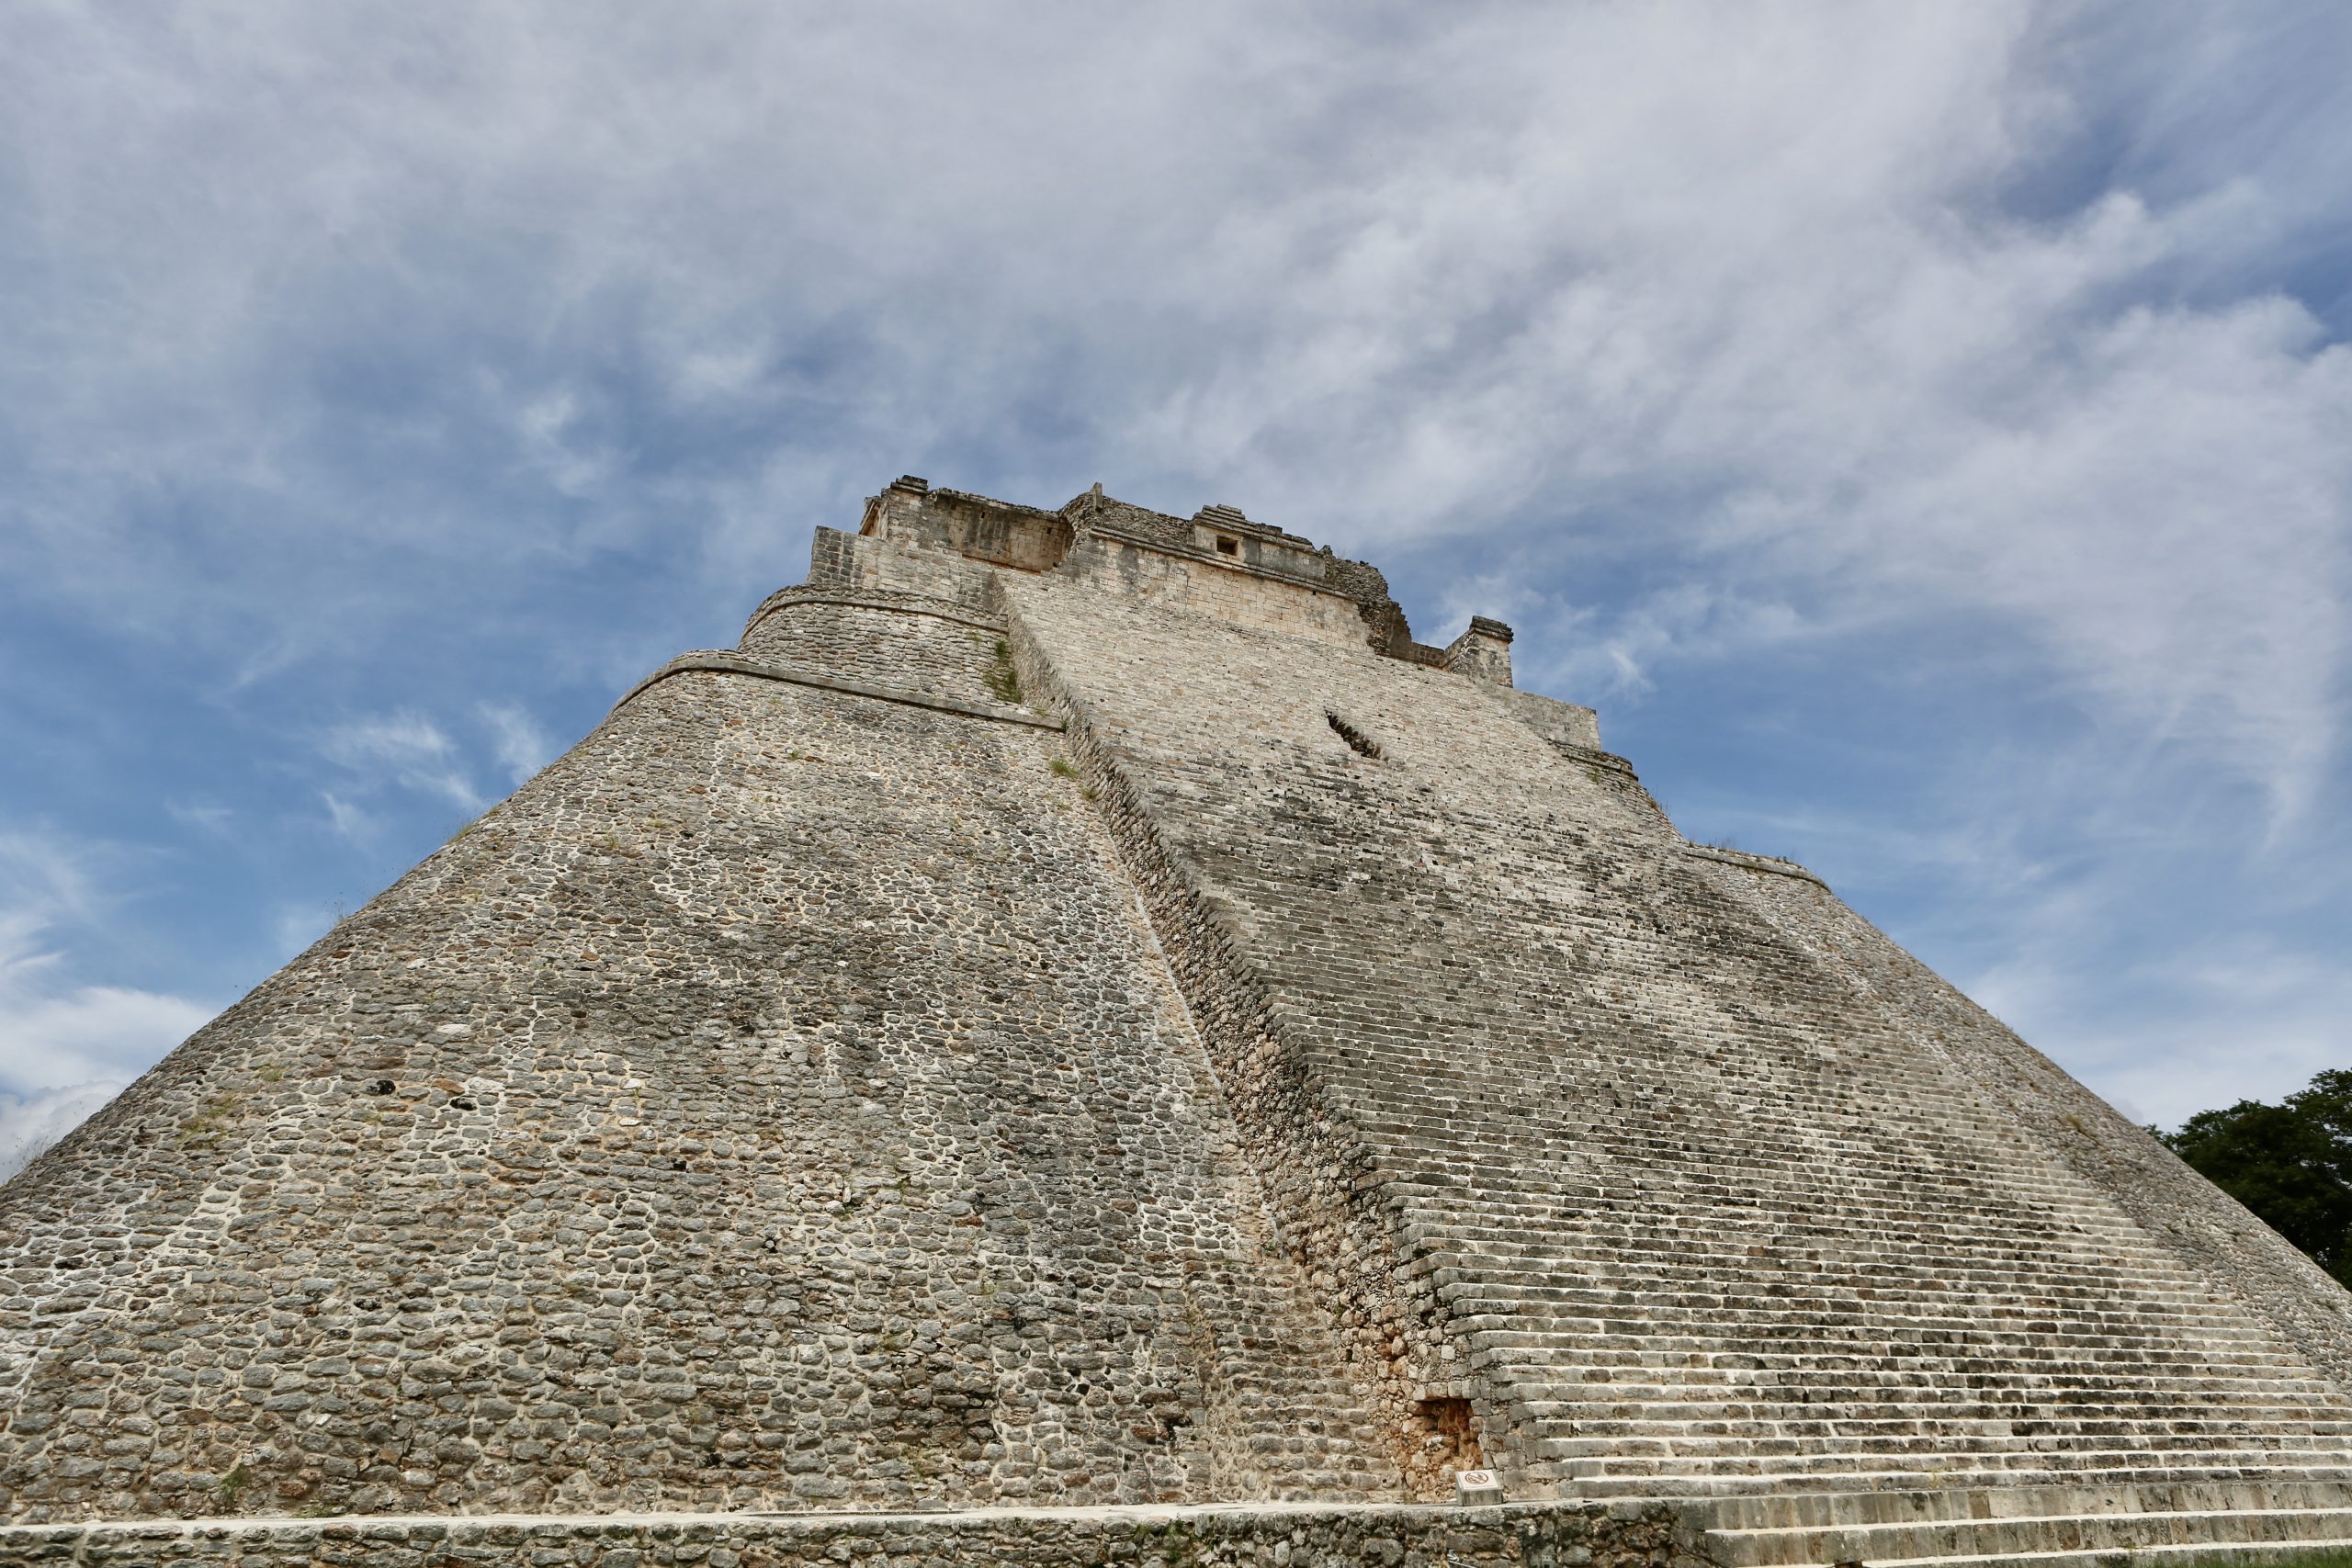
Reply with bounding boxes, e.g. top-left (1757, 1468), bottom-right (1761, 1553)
top-left (5, 479), bottom-right (2351, 1565)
